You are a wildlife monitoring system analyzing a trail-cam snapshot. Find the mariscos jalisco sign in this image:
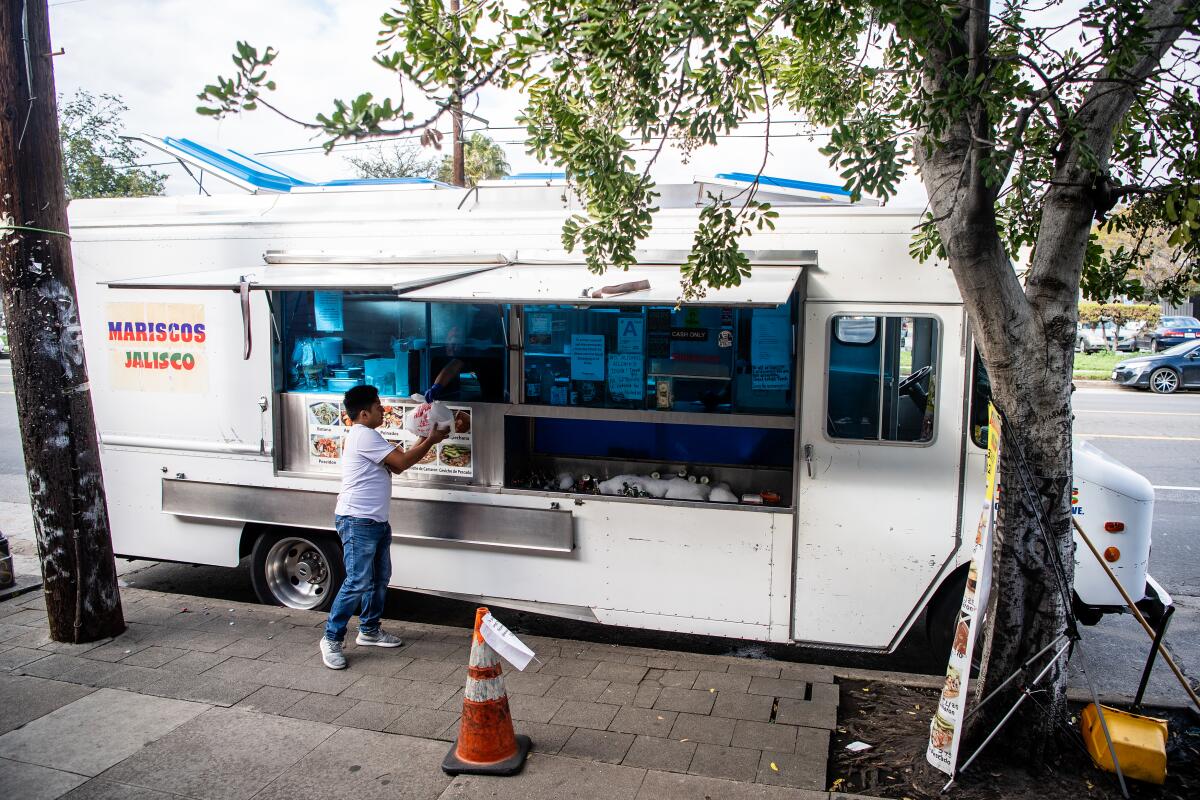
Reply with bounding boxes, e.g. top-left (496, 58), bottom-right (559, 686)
top-left (105, 302), bottom-right (209, 392)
